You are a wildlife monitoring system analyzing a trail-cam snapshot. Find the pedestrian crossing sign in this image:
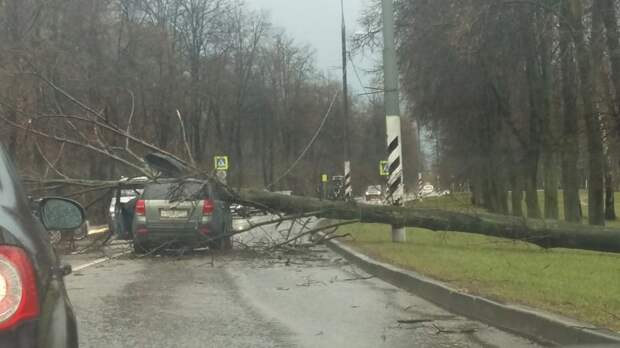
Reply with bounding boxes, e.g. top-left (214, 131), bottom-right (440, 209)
top-left (380, 160), bottom-right (389, 176)
top-left (214, 156), bottom-right (229, 171)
